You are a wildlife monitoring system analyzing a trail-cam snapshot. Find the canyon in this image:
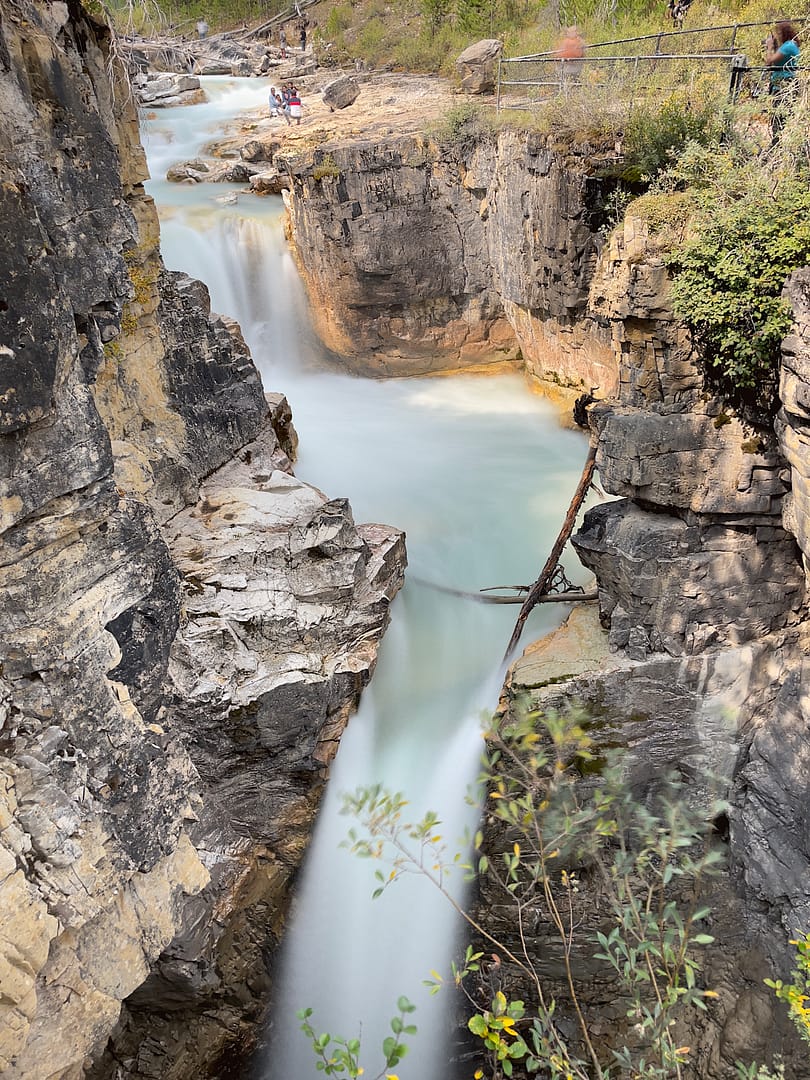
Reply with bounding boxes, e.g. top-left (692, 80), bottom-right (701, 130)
top-left (280, 121), bottom-right (810, 1073)
top-left (1, 3), bottom-right (810, 1079)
